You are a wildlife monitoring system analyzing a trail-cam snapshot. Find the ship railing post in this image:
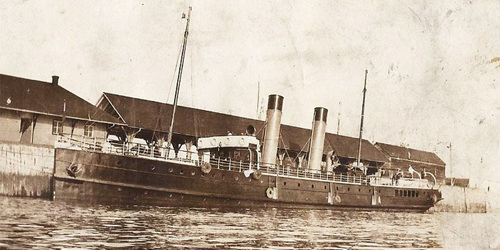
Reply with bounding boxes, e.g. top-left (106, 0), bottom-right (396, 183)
top-left (239, 161), bottom-right (242, 172)
top-left (229, 158), bottom-right (232, 171)
top-left (217, 157), bottom-right (220, 169)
